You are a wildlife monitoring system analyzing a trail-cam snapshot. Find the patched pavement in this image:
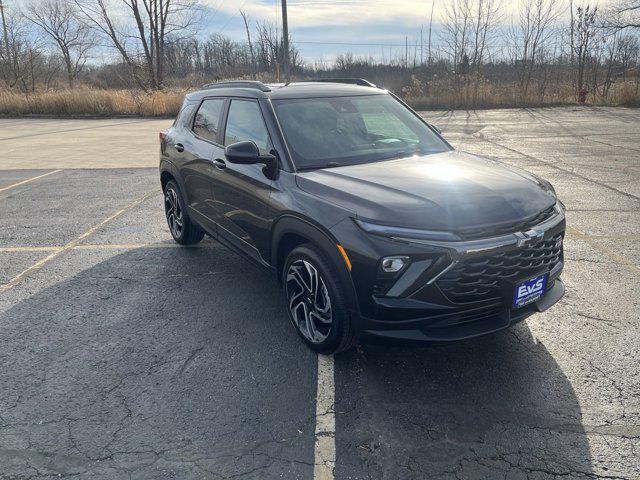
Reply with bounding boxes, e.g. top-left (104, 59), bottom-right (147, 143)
top-left (0, 107), bottom-right (638, 479)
